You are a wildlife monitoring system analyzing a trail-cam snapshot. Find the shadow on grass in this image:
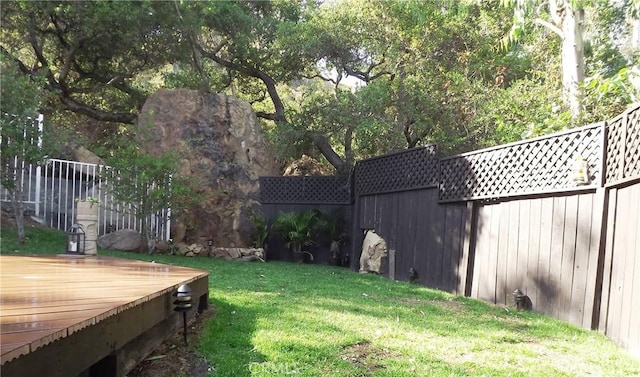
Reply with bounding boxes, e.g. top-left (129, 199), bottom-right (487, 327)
top-left (198, 298), bottom-right (266, 377)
